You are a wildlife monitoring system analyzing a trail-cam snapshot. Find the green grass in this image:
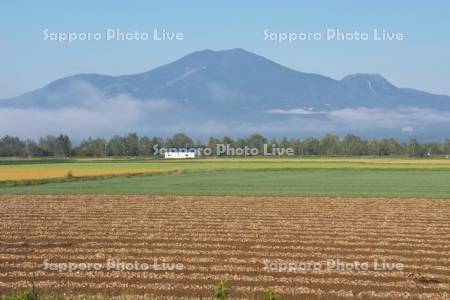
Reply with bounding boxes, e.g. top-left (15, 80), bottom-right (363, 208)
top-left (2, 169), bottom-right (450, 198)
top-left (2, 157), bottom-right (450, 197)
